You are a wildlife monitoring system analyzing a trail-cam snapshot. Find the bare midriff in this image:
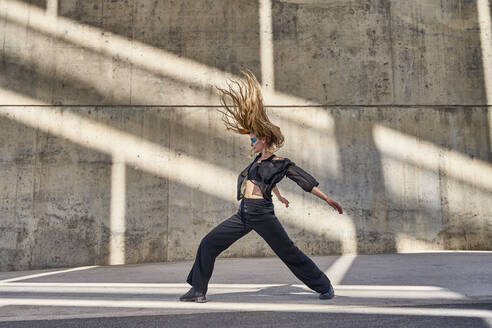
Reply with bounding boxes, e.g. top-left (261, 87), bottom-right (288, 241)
top-left (243, 179), bottom-right (264, 199)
